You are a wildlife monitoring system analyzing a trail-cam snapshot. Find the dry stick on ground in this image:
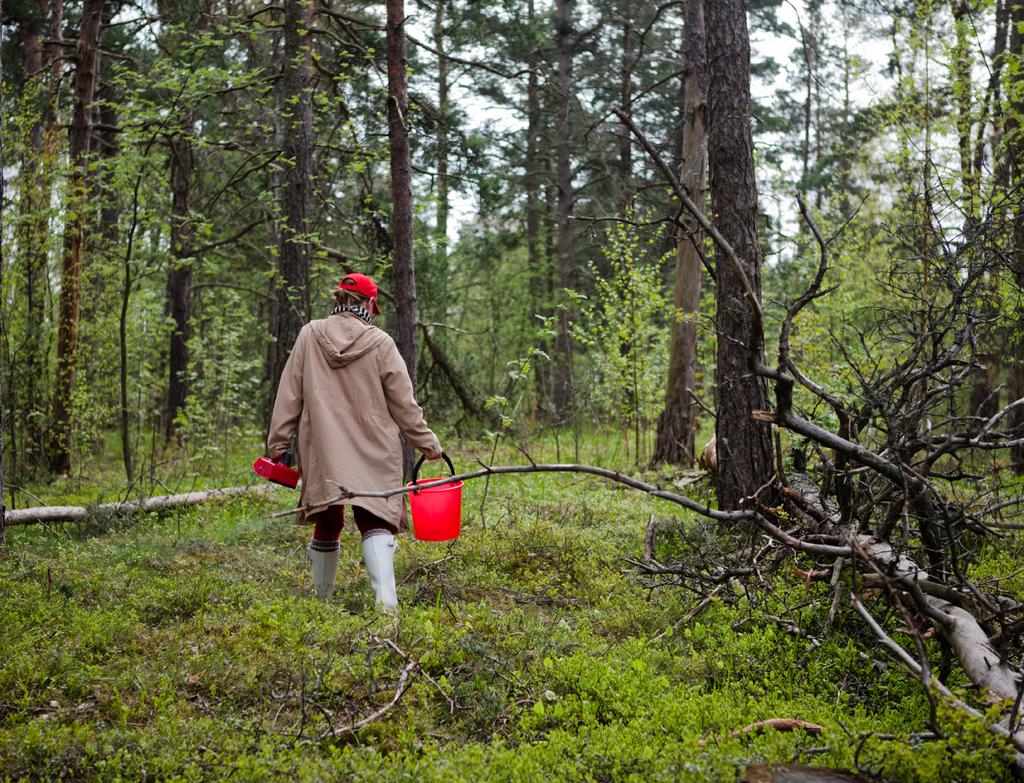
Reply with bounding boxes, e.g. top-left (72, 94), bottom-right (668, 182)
top-left (322, 635), bottom-right (455, 737)
top-left (697, 717), bottom-right (824, 747)
top-left (370, 634), bottom-right (456, 714)
top-left (733, 718), bottom-right (824, 738)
